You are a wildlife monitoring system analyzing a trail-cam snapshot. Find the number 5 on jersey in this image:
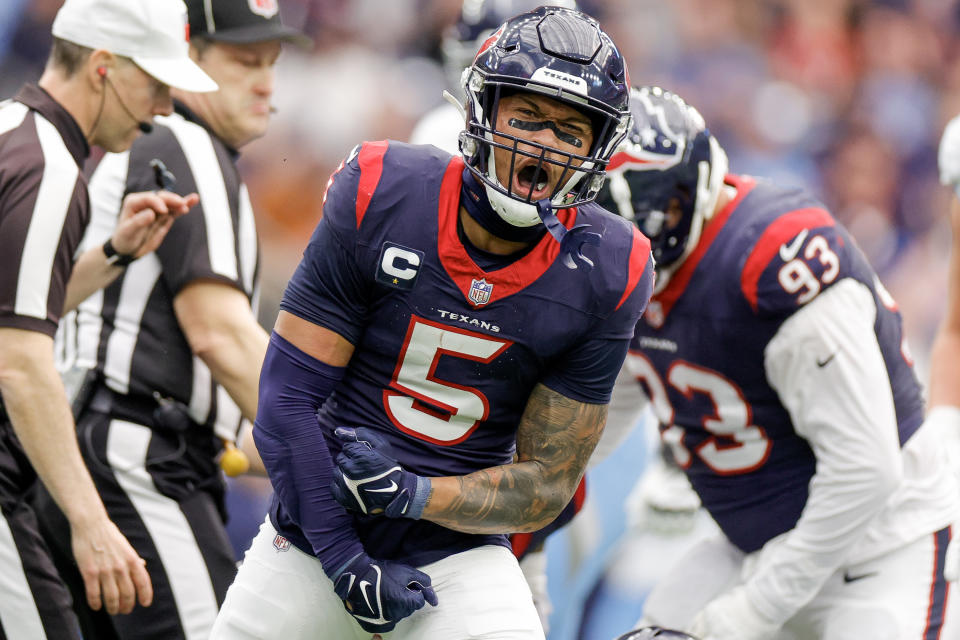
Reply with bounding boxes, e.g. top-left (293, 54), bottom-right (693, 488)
top-left (384, 316), bottom-right (512, 445)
